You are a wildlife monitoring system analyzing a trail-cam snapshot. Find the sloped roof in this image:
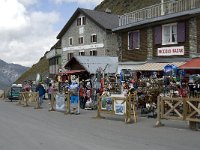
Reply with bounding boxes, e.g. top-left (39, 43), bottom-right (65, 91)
top-left (57, 8), bottom-right (119, 39)
top-left (50, 39), bottom-right (61, 50)
top-left (179, 57), bottom-right (200, 69)
top-left (66, 56), bottom-right (118, 74)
